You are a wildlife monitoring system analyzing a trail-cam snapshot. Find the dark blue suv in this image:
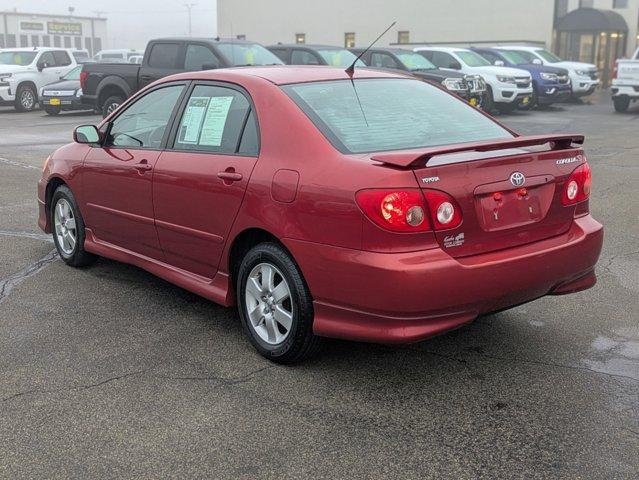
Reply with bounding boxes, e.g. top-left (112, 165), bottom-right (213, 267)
top-left (472, 47), bottom-right (571, 107)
